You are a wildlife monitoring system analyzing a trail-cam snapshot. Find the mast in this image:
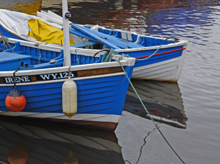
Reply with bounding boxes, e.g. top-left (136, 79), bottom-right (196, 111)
top-left (62, 0), bottom-right (71, 66)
